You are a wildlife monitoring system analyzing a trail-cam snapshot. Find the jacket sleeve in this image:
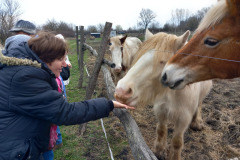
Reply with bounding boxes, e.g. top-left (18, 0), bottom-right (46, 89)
top-left (9, 67), bottom-right (114, 125)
